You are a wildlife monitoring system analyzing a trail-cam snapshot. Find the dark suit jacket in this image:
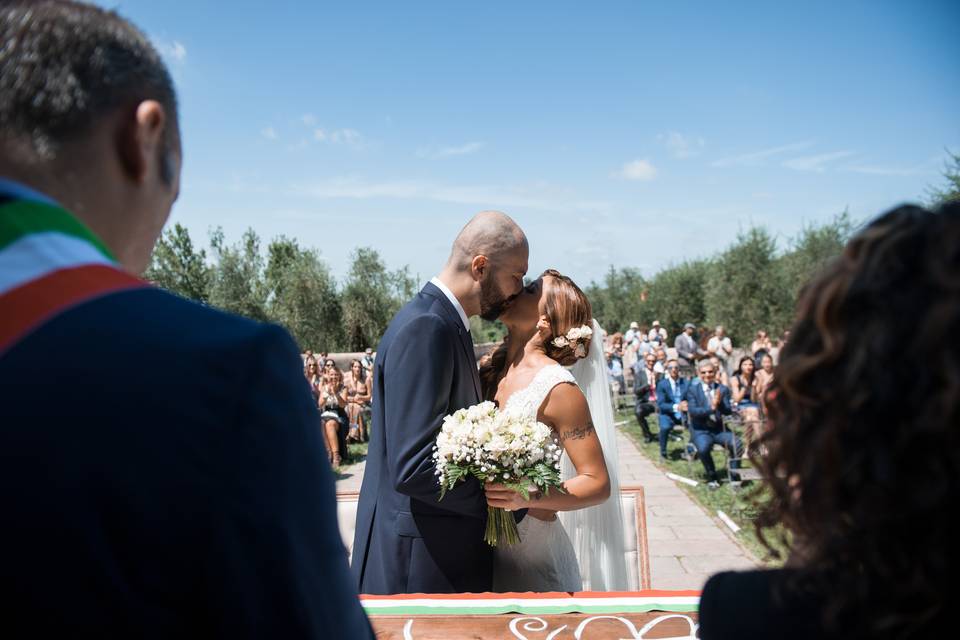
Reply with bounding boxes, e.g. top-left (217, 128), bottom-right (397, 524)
top-left (684, 381), bottom-right (732, 432)
top-left (700, 570), bottom-right (831, 639)
top-left (0, 283), bottom-right (372, 638)
top-left (656, 376), bottom-right (689, 417)
top-left (702, 568), bottom-right (945, 639)
top-left (631, 363), bottom-right (658, 400)
top-left (351, 282), bottom-right (490, 595)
